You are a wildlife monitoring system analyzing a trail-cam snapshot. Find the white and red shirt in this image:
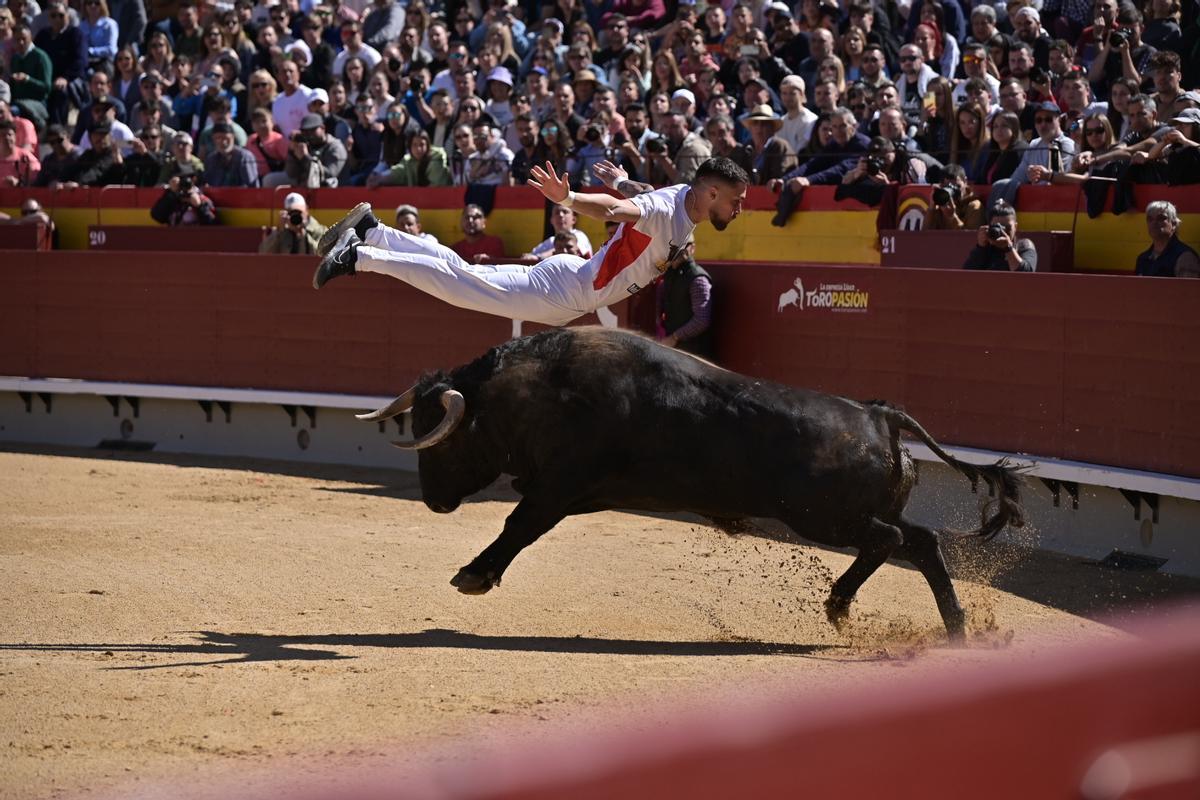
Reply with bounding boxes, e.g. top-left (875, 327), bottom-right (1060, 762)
top-left (582, 184), bottom-right (696, 309)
